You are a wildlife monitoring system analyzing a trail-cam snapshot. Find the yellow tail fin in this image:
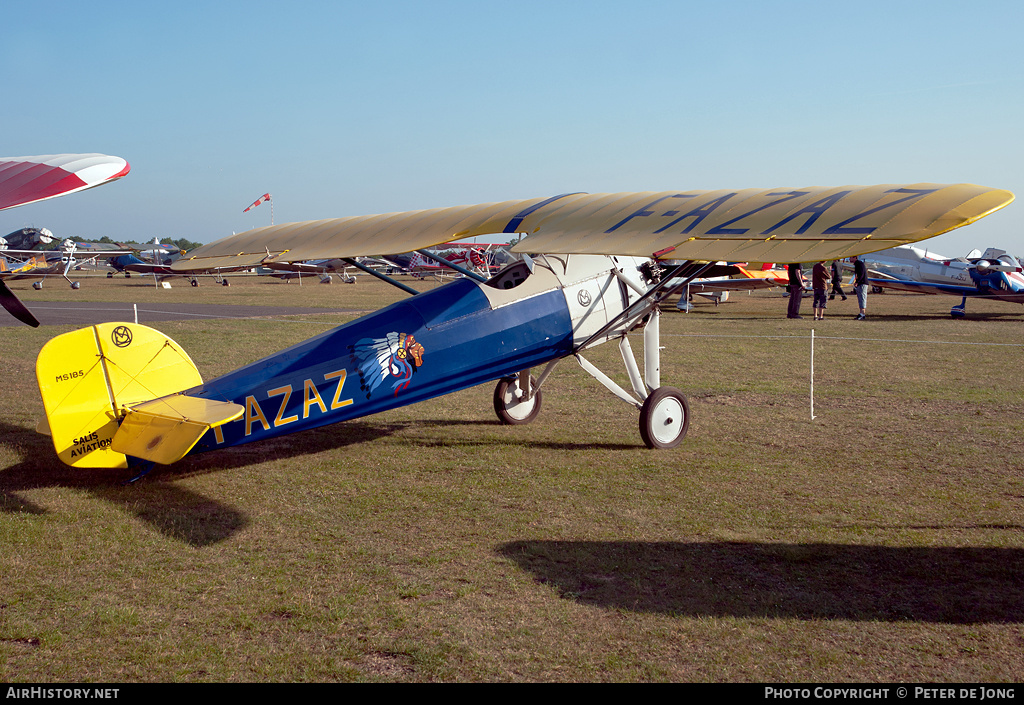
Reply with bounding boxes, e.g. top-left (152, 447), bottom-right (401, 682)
top-left (36, 322), bottom-right (206, 469)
